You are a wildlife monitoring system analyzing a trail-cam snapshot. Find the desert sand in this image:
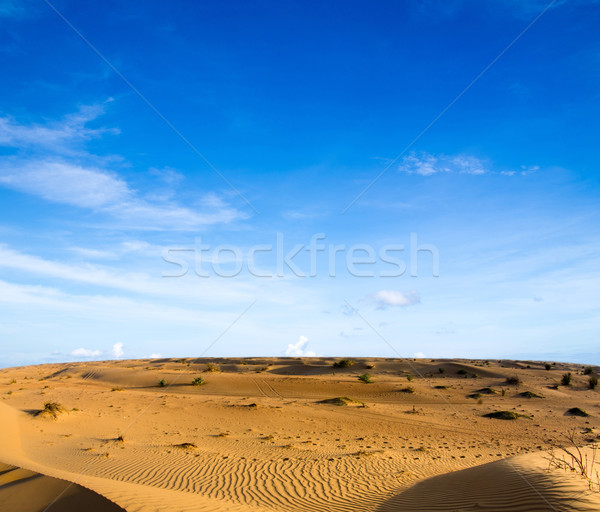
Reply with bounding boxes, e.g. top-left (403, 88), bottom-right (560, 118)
top-left (0, 357), bottom-right (599, 511)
